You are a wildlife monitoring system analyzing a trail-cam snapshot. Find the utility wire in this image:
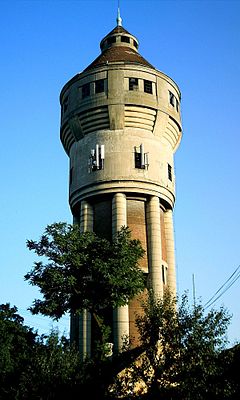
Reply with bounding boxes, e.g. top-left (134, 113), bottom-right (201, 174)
top-left (205, 271), bottom-right (240, 309)
top-left (204, 265), bottom-right (240, 309)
